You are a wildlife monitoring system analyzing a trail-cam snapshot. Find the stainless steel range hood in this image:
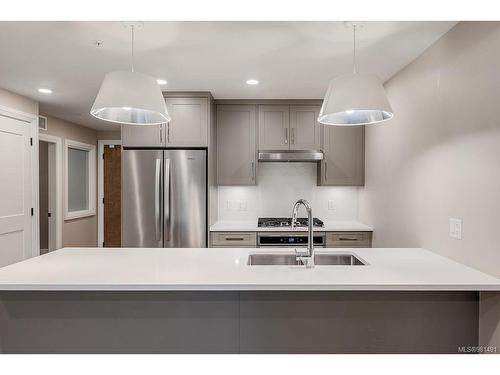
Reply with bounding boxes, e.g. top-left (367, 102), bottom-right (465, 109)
top-left (258, 150), bottom-right (324, 162)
